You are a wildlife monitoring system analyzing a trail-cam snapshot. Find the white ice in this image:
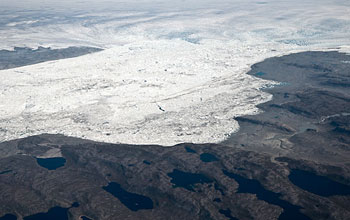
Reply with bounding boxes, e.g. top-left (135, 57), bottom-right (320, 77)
top-left (0, 0), bottom-right (349, 145)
